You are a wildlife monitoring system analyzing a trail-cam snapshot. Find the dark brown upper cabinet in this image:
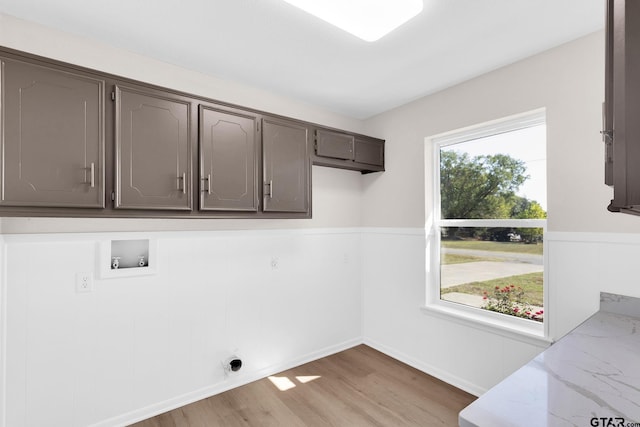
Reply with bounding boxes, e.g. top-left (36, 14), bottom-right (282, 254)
top-left (313, 128), bottom-right (384, 174)
top-left (355, 137), bottom-right (385, 168)
top-left (199, 105), bottom-right (259, 211)
top-left (605, 0), bottom-right (640, 214)
top-left (262, 118), bottom-right (310, 213)
top-left (114, 84), bottom-right (193, 211)
top-left (0, 56), bottom-right (105, 208)
top-left (315, 129), bottom-right (355, 160)
top-left (0, 46), bottom-right (384, 219)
